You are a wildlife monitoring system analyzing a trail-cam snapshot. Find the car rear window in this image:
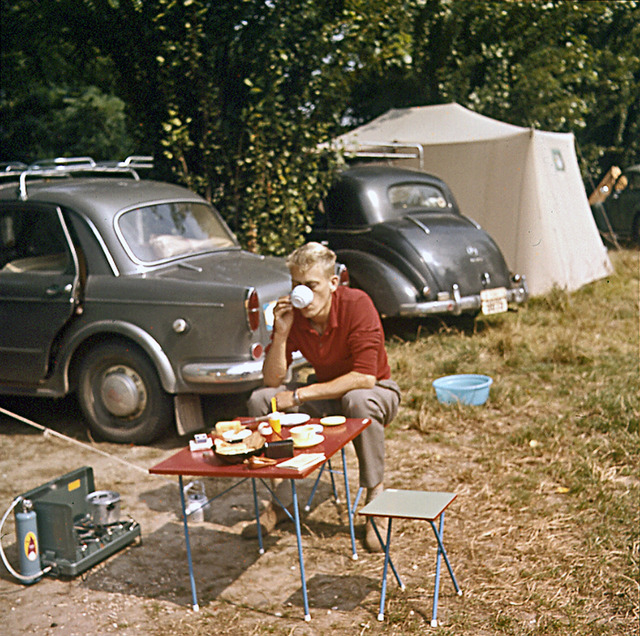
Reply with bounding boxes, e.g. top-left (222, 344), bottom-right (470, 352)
top-left (117, 201), bottom-right (236, 263)
top-left (388, 183), bottom-right (448, 211)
